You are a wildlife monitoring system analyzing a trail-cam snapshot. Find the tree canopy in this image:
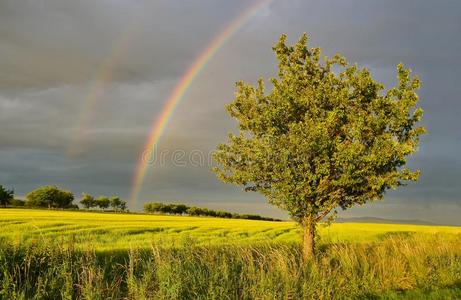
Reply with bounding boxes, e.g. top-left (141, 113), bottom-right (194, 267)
top-left (0, 185), bottom-right (14, 207)
top-left (80, 193), bottom-right (96, 209)
top-left (96, 196), bottom-right (110, 210)
top-left (213, 33), bottom-right (425, 258)
top-left (26, 186), bottom-right (74, 208)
